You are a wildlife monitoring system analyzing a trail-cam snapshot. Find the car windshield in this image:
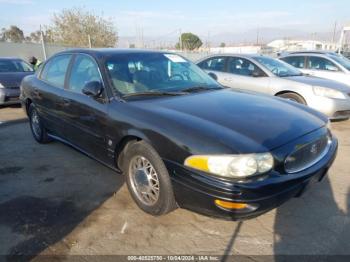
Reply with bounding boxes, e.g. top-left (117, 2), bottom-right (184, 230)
top-left (328, 54), bottom-right (350, 71)
top-left (105, 52), bottom-right (222, 97)
top-left (253, 56), bottom-right (303, 77)
top-left (0, 59), bottom-right (33, 73)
